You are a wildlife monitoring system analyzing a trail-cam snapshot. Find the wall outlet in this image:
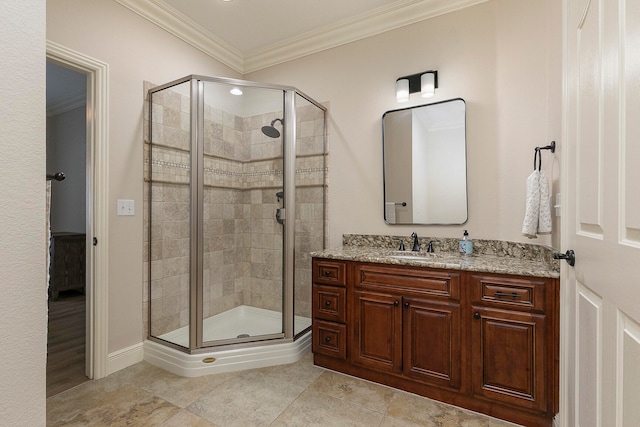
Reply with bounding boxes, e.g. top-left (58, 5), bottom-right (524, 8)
top-left (554, 193), bottom-right (561, 217)
top-left (117, 199), bottom-right (135, 216)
